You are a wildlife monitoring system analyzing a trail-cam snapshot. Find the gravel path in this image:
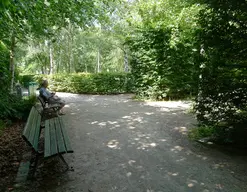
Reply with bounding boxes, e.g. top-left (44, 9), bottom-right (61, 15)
top-left (25, 93), bottom-right (247, 192)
